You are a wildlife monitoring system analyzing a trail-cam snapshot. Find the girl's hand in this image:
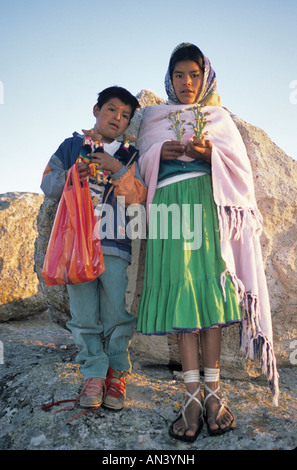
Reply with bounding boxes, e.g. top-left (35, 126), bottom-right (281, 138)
top-left (186, 137), bottom-right (212, 163)
top-left (89, 151), bottom-right (122, 174)
top-left (161, 140), bottom-right (186, 160)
